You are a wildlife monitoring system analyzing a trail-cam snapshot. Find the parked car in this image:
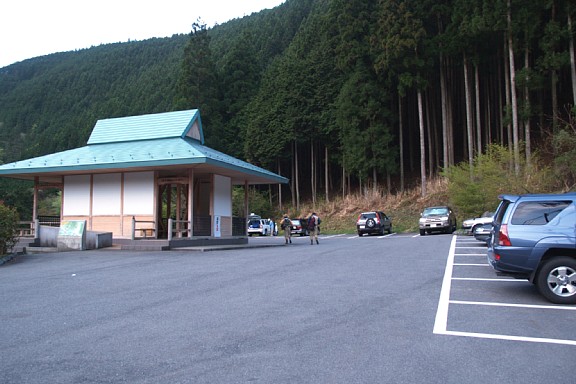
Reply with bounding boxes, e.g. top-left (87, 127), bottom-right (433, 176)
top-left (290, 219), bottom-right (308, 236)
top-left (473, 223), bottom-right (492, 243)
top-left (247, 218), bottom-right (271, 236)
top-left (487, 193), bottom-right (576, 304)
top-left (356, 211), bottom-right (392, 236)
top-left (462, 211), bottom-right (494, 235)
top-left (419, 206), bottom-right (457, 235)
